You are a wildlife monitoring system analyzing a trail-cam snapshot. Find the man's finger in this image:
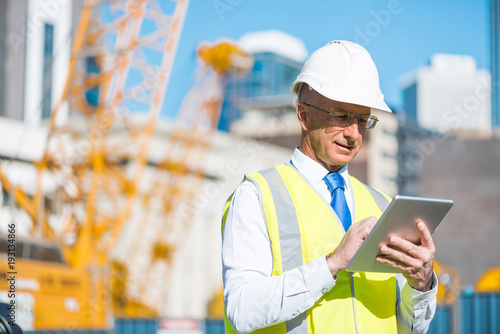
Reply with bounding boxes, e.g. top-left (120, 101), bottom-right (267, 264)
top-left (352, 216), bottom-right (376, 237)
top-left (380, 245), bottom-right (421, 267)
top-left (417, 220), bottom-right (434, 248)
top-left (389, 236), bottom-right (420, 258)
top-left (356, 216), bottom-right (376, 228)
top-left (376, 254), bottom-right (413, 273)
